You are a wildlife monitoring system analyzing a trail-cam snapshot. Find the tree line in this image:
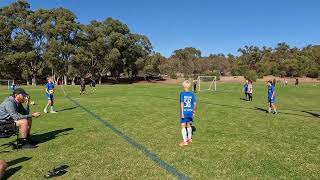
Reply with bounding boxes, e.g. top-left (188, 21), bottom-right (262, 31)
top-left (1, 1), bottom-right (319, 85)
